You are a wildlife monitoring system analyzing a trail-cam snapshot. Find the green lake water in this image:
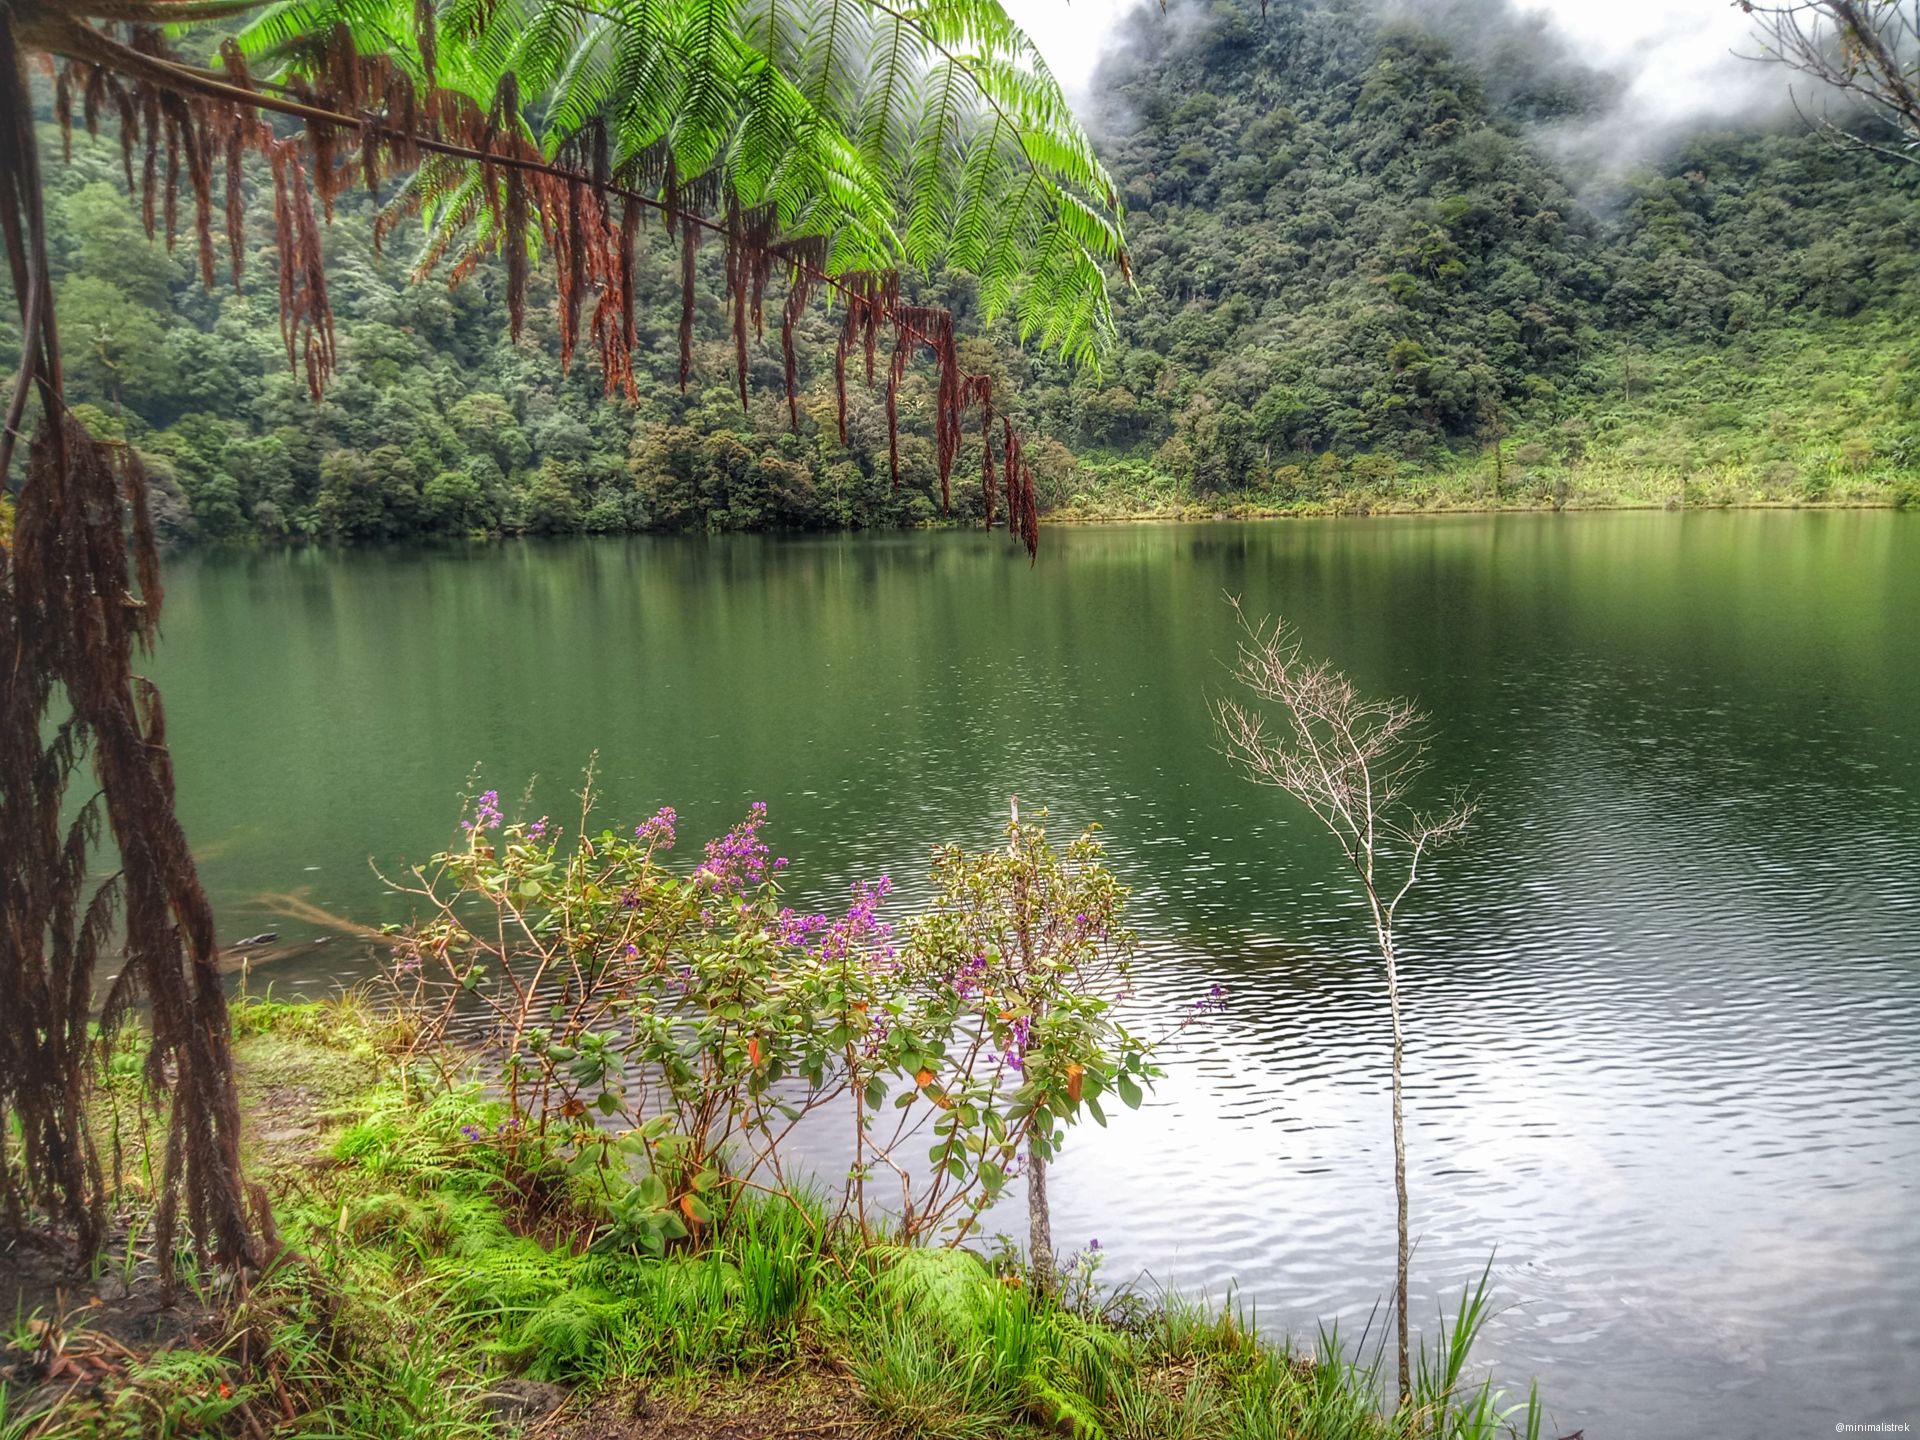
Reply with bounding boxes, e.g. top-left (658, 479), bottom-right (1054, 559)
top-left (150, 512), bottom-right (1920, 1438)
